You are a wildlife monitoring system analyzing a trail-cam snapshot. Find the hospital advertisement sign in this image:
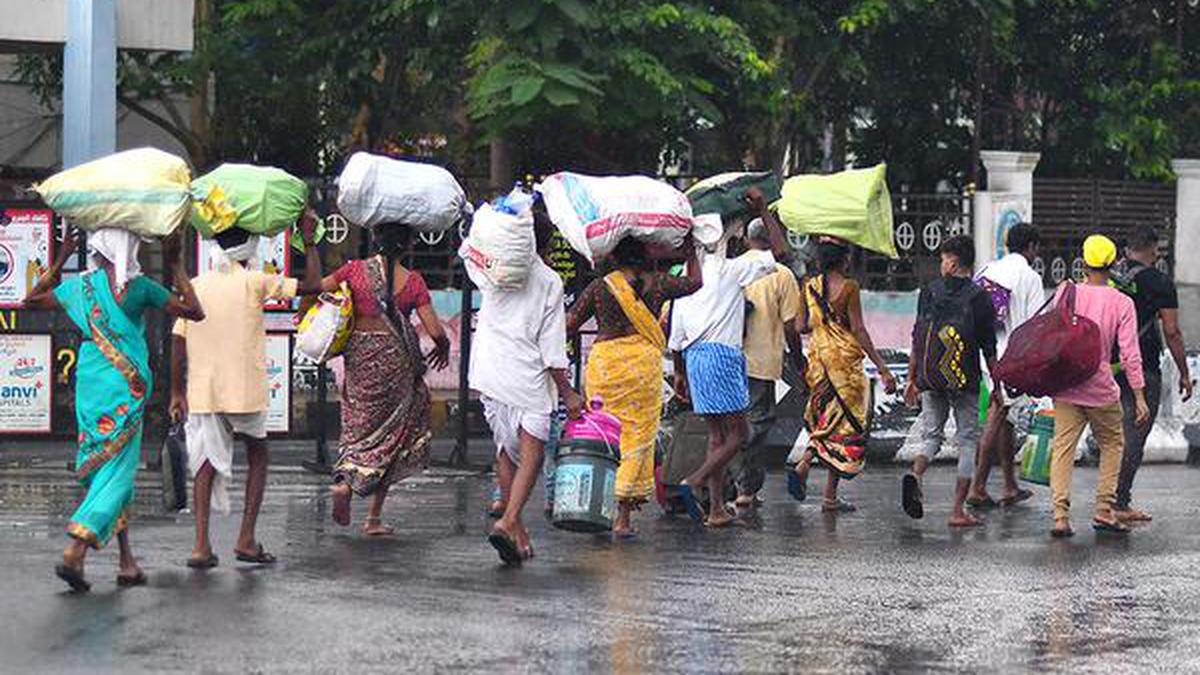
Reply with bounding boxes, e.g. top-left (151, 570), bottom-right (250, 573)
top-left (0, 334), bottom-right (52, 433)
